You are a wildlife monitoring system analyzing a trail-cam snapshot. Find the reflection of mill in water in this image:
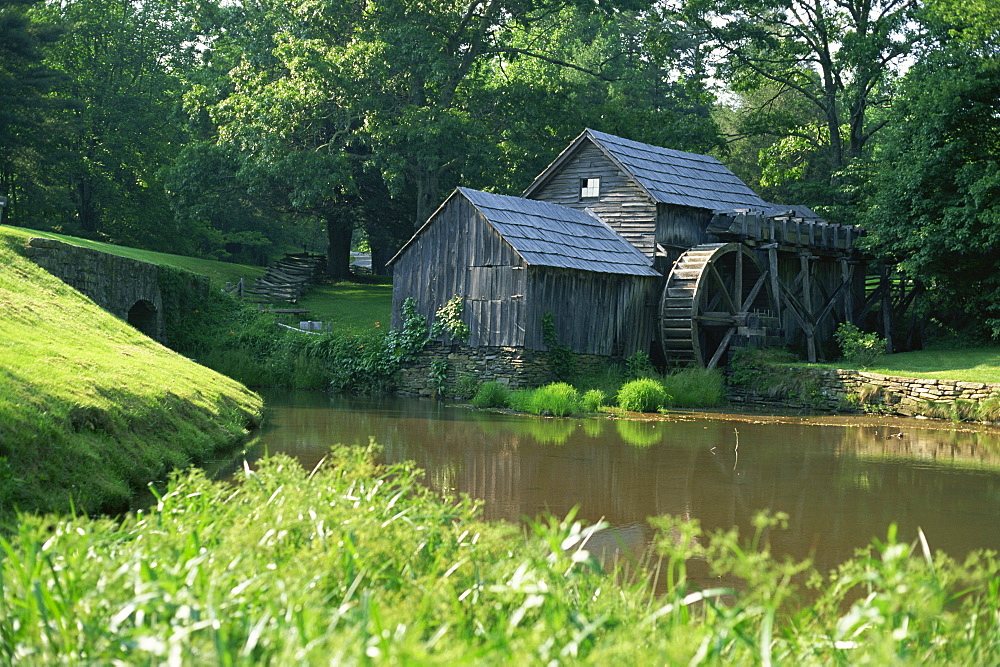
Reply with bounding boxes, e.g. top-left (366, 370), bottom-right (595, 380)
top-left (441, 417), bottom-right (759, 569)
top-left (240, 392), bottom-right (1000, 579)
